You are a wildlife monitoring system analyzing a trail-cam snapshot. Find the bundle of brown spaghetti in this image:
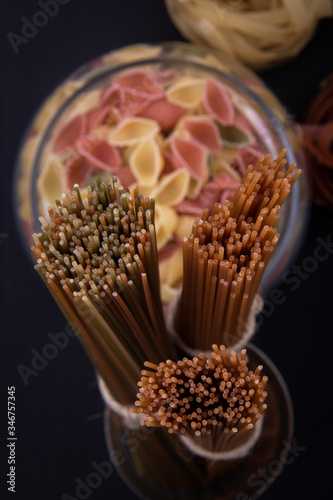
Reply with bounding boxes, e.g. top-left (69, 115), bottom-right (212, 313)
top-left (132, 344), bottom-right (267, 455)
top-left (31, 177), bottom-right (173, 404)
top-left (301, 73), bottom-right (333, 210)
top-left (174, 149), bottom-right (301, 350)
